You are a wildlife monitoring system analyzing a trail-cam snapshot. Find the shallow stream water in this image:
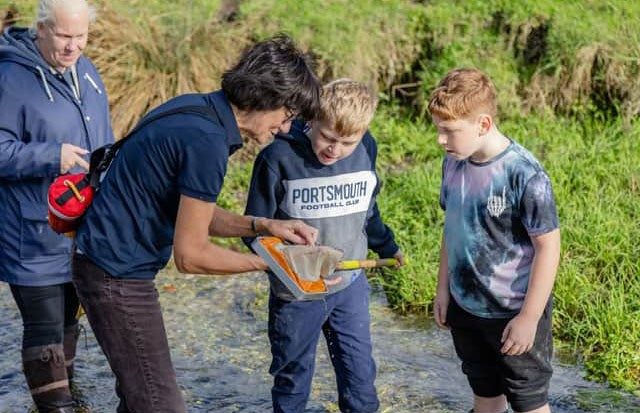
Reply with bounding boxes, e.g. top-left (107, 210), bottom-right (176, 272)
top-left (1, 271), bottom-right (638, 412)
